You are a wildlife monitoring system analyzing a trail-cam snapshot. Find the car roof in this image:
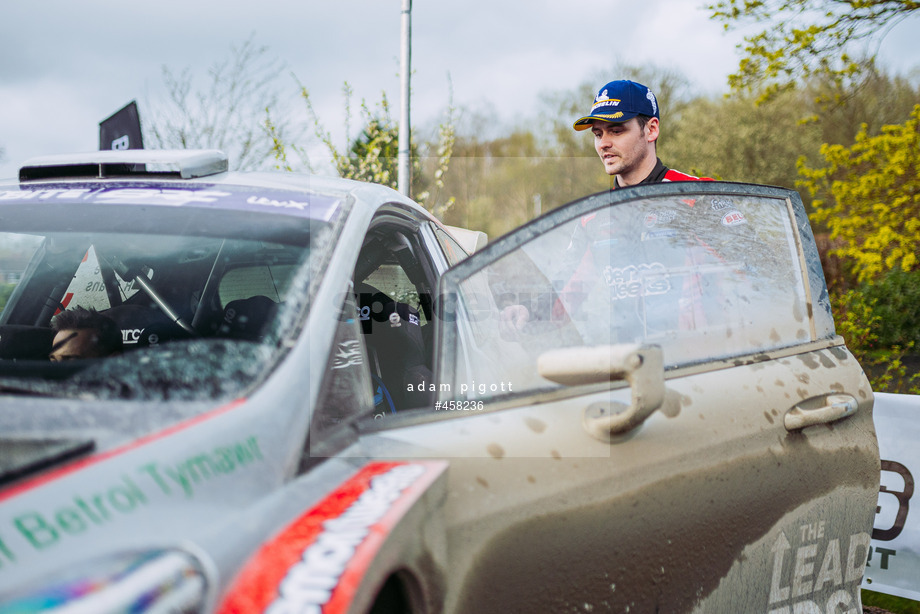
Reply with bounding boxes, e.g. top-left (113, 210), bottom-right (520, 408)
top-left (8, 149), bottom-right (429, 221)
